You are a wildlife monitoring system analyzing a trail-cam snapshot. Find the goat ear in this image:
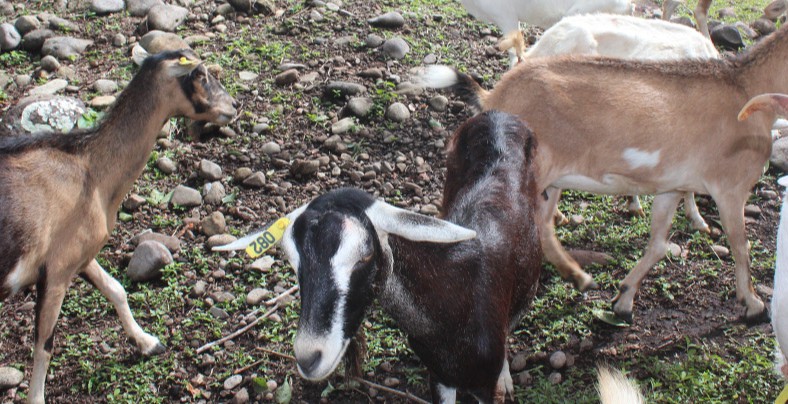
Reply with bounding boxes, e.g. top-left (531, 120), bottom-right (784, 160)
top-left (166, 56), bottom-right (201, 77)
top-left (131, 44), bottom-right (150, 66)
top-left (738, 93), bottom-right (788, 121)
top-left (212, 204), bottom-right (308, 253)
top-left (365, 200), bottom-right (477, 243)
